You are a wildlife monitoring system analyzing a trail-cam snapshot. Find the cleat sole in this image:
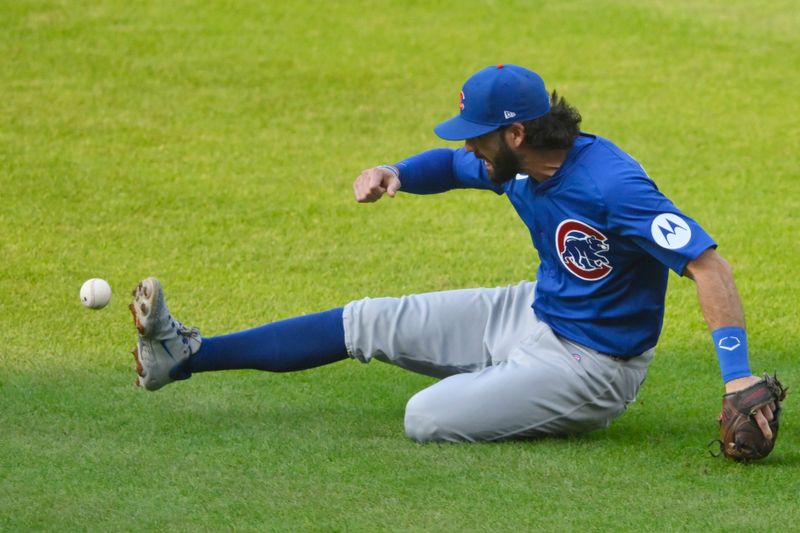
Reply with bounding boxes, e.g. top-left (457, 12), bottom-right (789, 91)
top-left (129, 303), bottom-right (145, 334)
top-left (132, 346), bottom-right (144, 377)
top-left (129, 277), bottom-right (160, 337)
